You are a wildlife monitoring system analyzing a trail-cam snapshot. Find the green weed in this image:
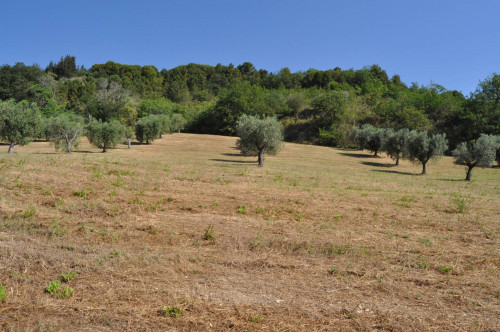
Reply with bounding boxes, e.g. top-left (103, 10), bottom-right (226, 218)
top-left (203, 224), bottom-right (215, 241)
top-left (237, 205), bottom-right (247, 214)
top-left (0, 285), bottom-right (7, 303)
top-left (60, 272), bottom-right (77, 282)
top-left (162, 305), bottom-right (183, 318)
top-left (45, 281), bottom-right (73, 299)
